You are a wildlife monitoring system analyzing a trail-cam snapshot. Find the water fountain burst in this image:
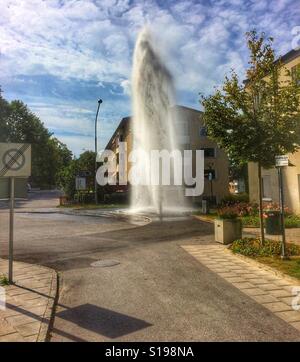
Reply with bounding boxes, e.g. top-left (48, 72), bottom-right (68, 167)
top-left (130, 27), bottom-right (186, 215)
